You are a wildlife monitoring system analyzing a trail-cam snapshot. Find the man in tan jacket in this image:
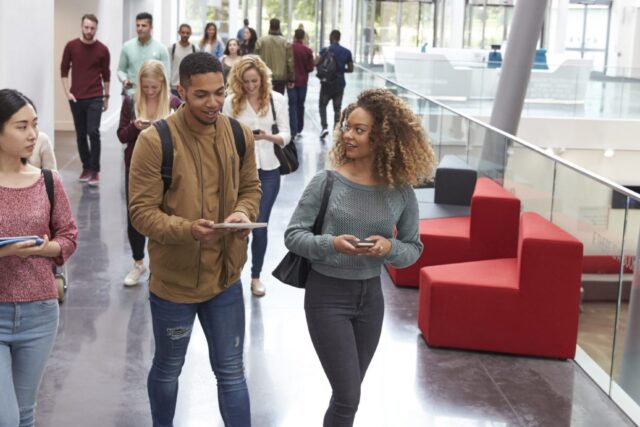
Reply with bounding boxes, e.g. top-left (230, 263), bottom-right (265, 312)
top-left (128, 52), bottom-right (261, 426)
top-left (254, 17), bottom-right (294, 94)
